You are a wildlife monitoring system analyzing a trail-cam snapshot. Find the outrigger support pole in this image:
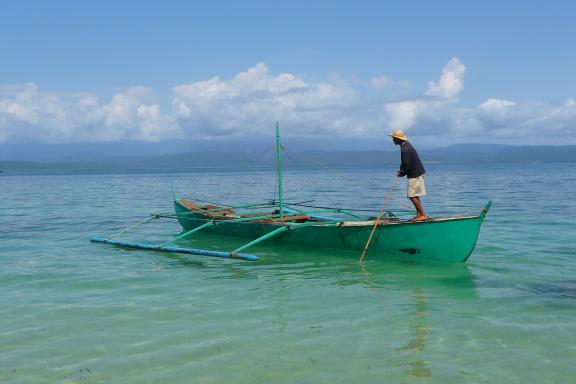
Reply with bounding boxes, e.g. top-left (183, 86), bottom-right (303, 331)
top-left (229, 221), bottom-right (339, 255)
top-left (160, 220), bottom-right (215, 247)
top-left (109, 215), bottom-right (158, 240)
top-left (231, 225), bottom-right (291, 254)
